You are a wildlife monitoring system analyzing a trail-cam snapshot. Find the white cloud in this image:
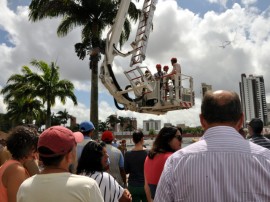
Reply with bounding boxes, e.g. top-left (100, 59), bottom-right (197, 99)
top-left (0, 87), bottom-right (7, 113)
top-left (241, 0), bottom-right (257, 6)
top-left (0, 0), bottom-right (269, 129)
top-left (72, 81), bottom-right (91, 92)
top-left (206, 0), bottom-right (229, 8)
